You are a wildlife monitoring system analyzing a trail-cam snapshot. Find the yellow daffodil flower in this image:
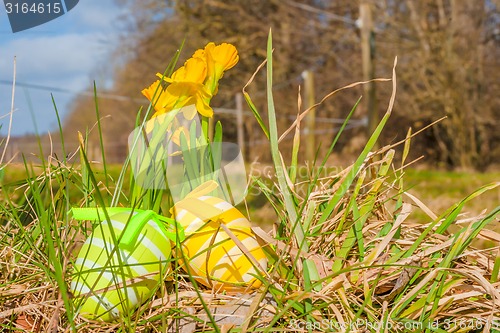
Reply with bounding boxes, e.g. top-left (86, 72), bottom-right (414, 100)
top-left (143, 59), bottom-right (213, 119)
top-left (206, 42), bottom-right (239, 72)
top-left (141, 80), bottom-right (170, 114)
top-left (142, 42), bottom-right (238, 120)
top-left (164, 56), bottom-right (207, 84)
top-left (194, 42), bottom-right (239, 95)
top-left (153, 57), bottom-right (213, 118)
top-left (142, 80), bottom-right (213, 119)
